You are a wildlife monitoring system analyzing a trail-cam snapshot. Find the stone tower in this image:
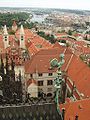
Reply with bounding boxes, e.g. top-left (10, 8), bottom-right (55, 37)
top-left (19, 25), bottom-right (25, 49)
top-left (3, 25), bottom-right (9, 49)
